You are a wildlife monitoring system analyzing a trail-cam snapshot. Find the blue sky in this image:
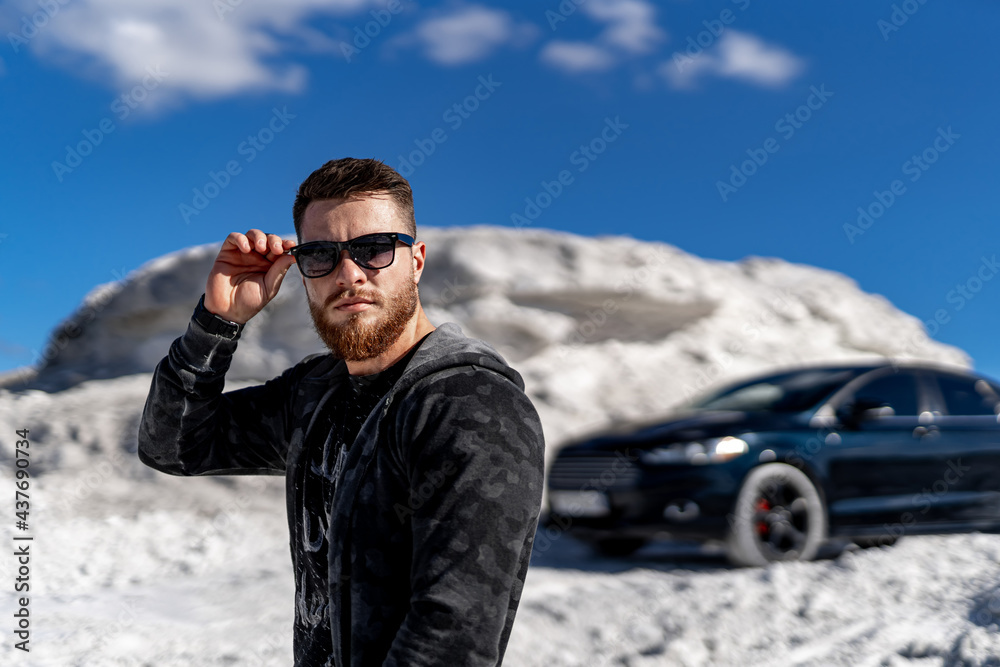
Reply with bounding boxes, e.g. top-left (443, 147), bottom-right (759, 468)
top-left (1, 0), bottom-right (998, 378)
